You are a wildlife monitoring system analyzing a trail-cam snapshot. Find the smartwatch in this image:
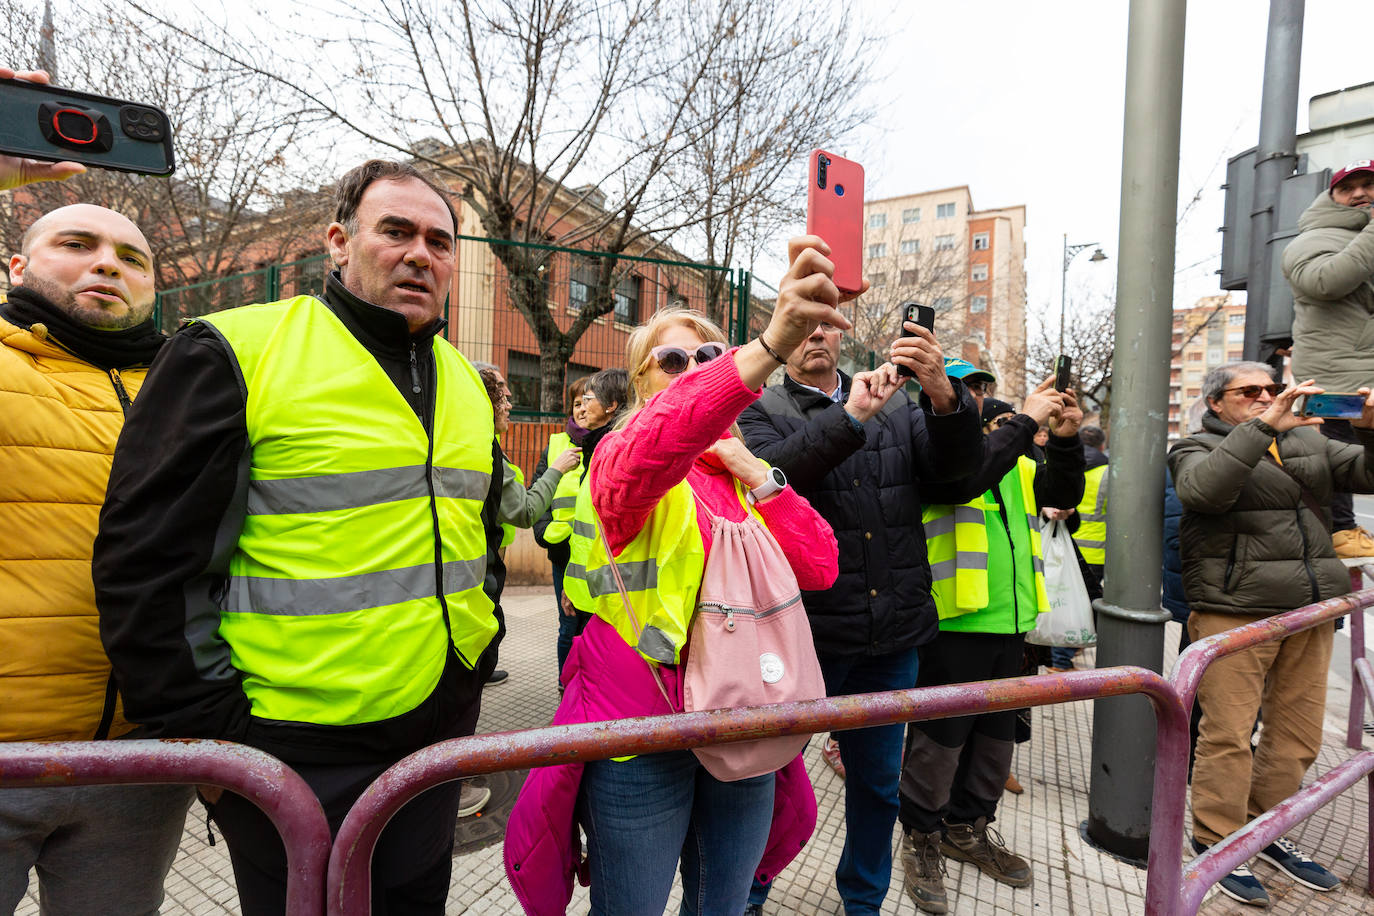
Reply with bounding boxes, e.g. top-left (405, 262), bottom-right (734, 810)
top-left (747, 465), bottom-right (787, 505)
